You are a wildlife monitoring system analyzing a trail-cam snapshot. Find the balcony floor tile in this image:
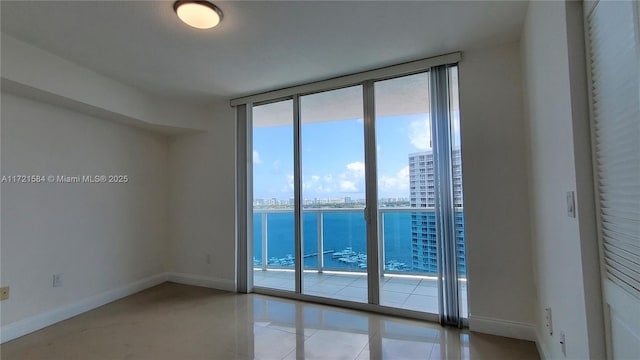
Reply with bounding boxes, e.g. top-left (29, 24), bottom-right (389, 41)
top-left (254, 269), bottom-right (462, 315)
